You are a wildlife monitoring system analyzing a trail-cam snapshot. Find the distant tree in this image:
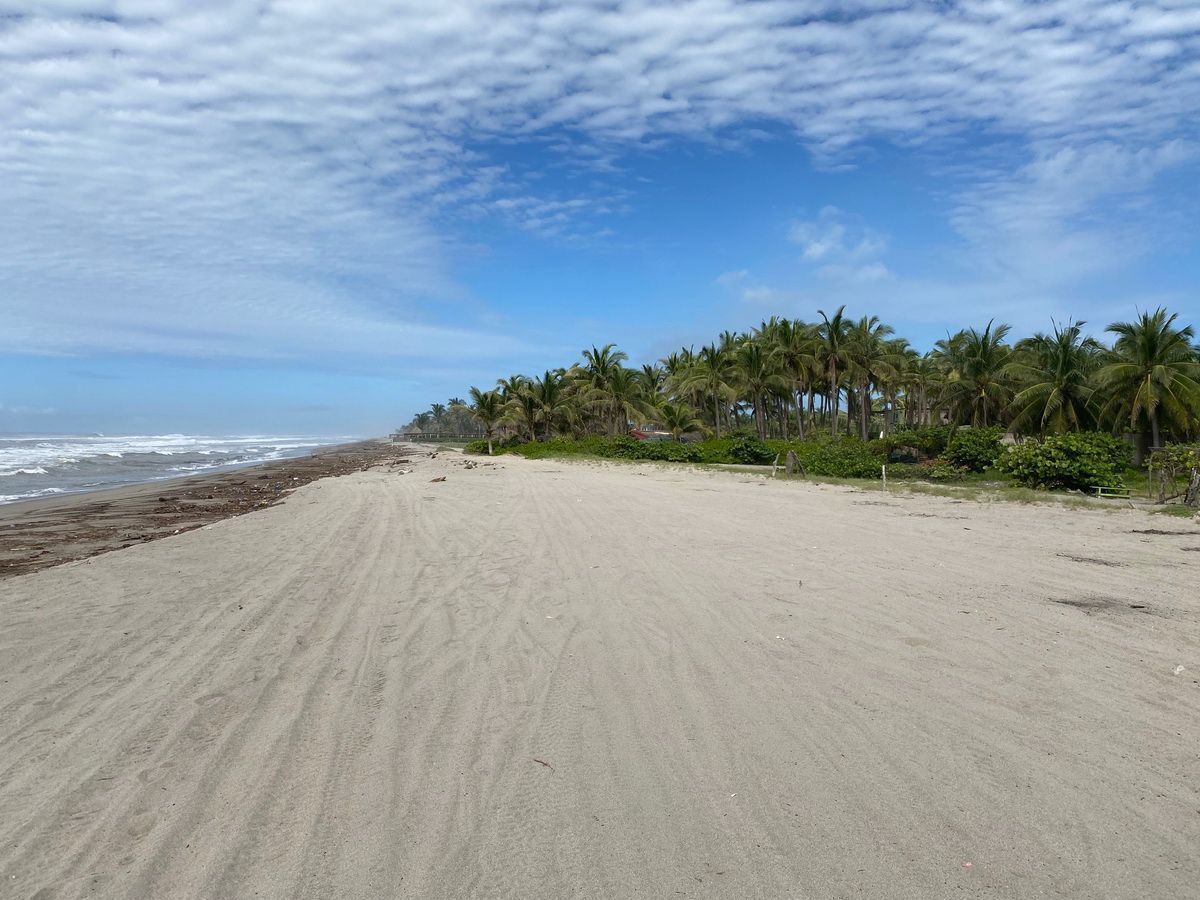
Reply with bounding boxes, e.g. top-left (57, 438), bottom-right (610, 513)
top-left (734, 339), bottom-right (786, 441)
top-left (429, 403), bottom-right (447, 432)
top-left (468, 387), bottom-right (504, 454)
top-left (817, 306), bottom-right (851, 436)
top-left (657, 401), bottom-right (703, 442)
top-left (933, 321), bottom-right (1013, 427)
top-left (532, 370), bottom-right (569, 441)
top-left (677, 344), bottom-right (736, 437)
top-left (1006, 321), bottom-right (1102, 434)
top-left (1097, 308), bottom-right (1200, 447)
